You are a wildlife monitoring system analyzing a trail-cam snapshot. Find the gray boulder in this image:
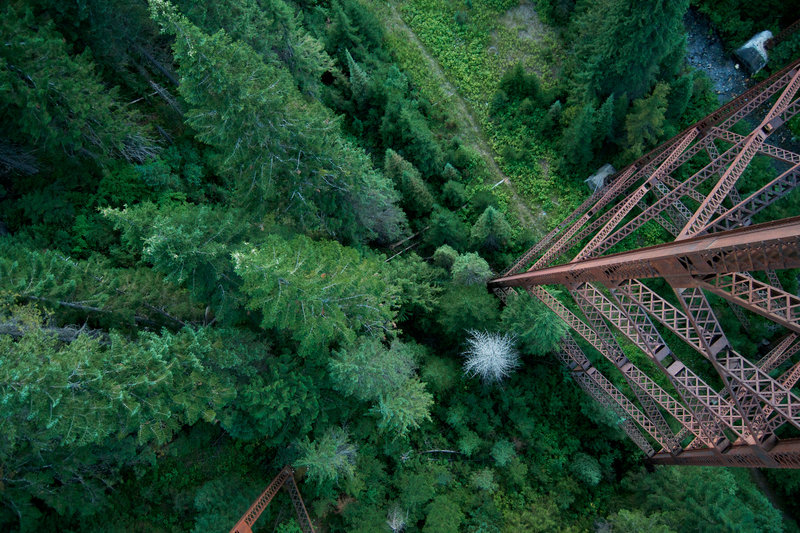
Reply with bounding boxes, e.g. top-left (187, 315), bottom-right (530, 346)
top-left (585, 163), bottom-right (615, 192)
top-left (734, 30), bottom-right (773, 75)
